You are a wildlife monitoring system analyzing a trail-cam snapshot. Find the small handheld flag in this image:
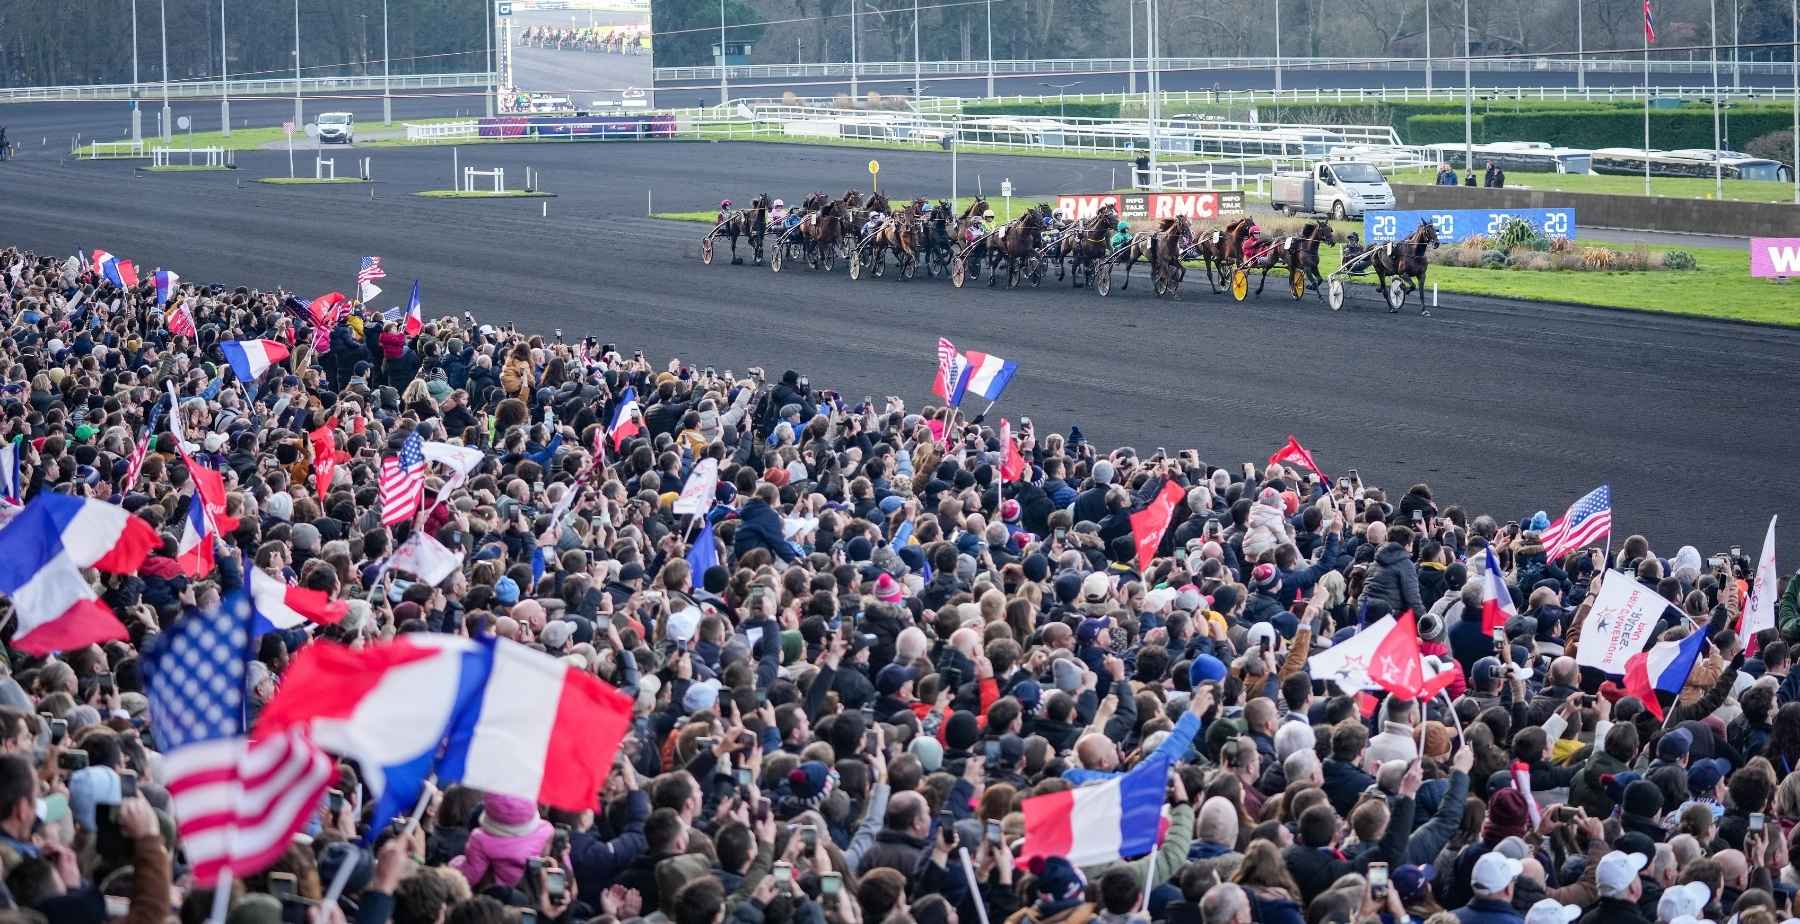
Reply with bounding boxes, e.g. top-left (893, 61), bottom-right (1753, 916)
top-left (153, 269), bottom-right (181, 306)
